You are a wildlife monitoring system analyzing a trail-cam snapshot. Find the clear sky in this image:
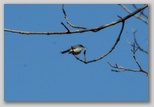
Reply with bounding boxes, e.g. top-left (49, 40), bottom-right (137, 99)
top-left (4, 4), bottom-right (148, 101)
